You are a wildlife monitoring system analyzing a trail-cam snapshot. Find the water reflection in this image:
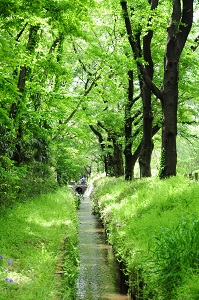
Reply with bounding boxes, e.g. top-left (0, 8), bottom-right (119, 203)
top-left (76, 187), bottom-right (129, 300)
